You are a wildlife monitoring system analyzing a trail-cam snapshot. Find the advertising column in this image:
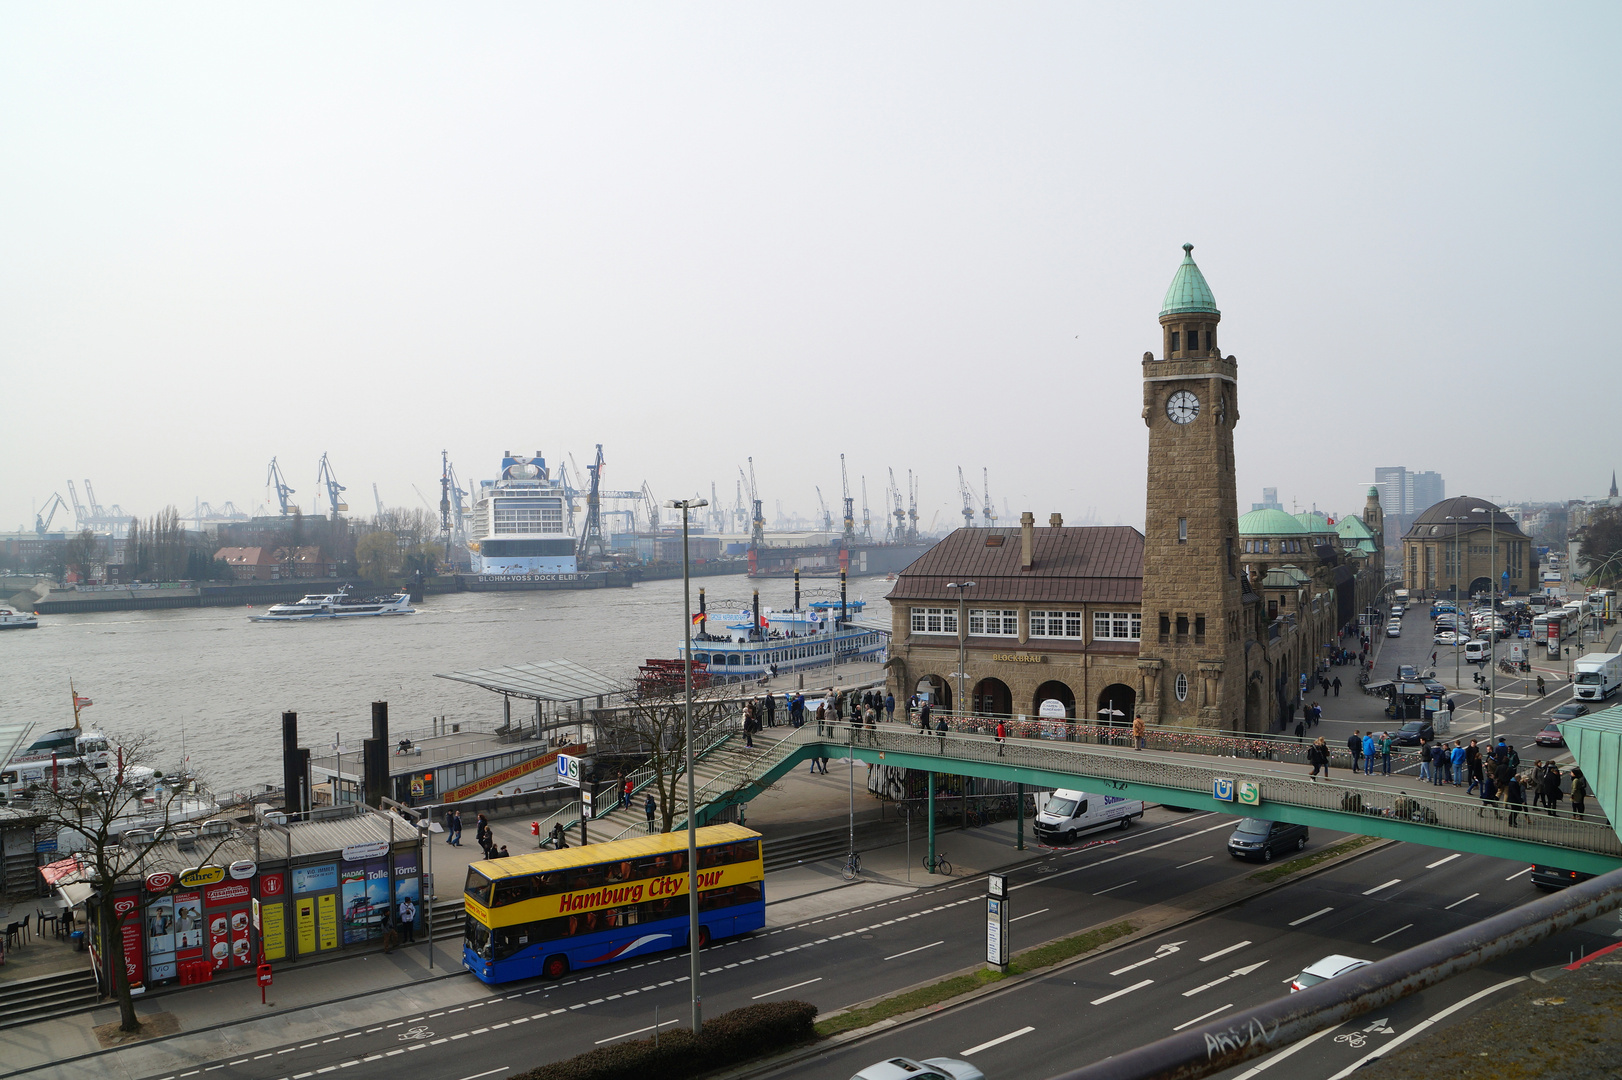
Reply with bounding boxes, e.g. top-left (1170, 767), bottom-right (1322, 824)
top-left (143, 871), bottom-right (178, 983)
top-left (113, 895), bottom-right (144, 991)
